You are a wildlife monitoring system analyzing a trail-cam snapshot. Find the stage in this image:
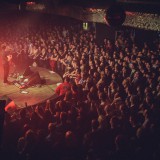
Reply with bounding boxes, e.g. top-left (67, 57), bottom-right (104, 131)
top-left (0, 62), bottom-right (63, 109)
